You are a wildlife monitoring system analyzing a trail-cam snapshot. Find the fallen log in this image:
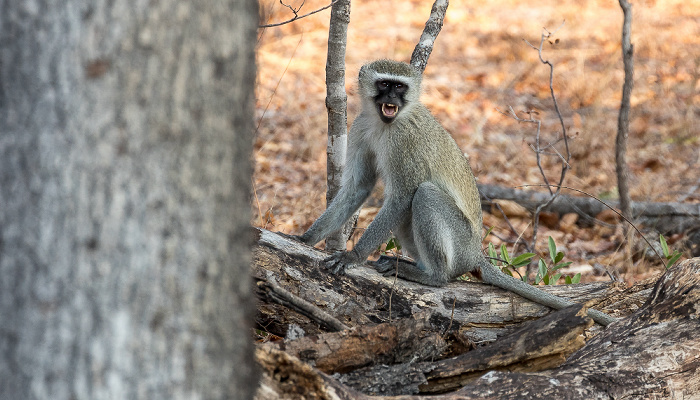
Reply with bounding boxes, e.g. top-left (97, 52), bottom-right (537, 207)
top-left (478, 183), bottom-right (700, 235)
top-left (339, 303), bottom-right (594, 395)
top-left (276, 311), bottom-right (446, 374)
top-left (253, 229), bottom-right (628, 344)
top-left (255, 258), bottom-right (700, 399)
